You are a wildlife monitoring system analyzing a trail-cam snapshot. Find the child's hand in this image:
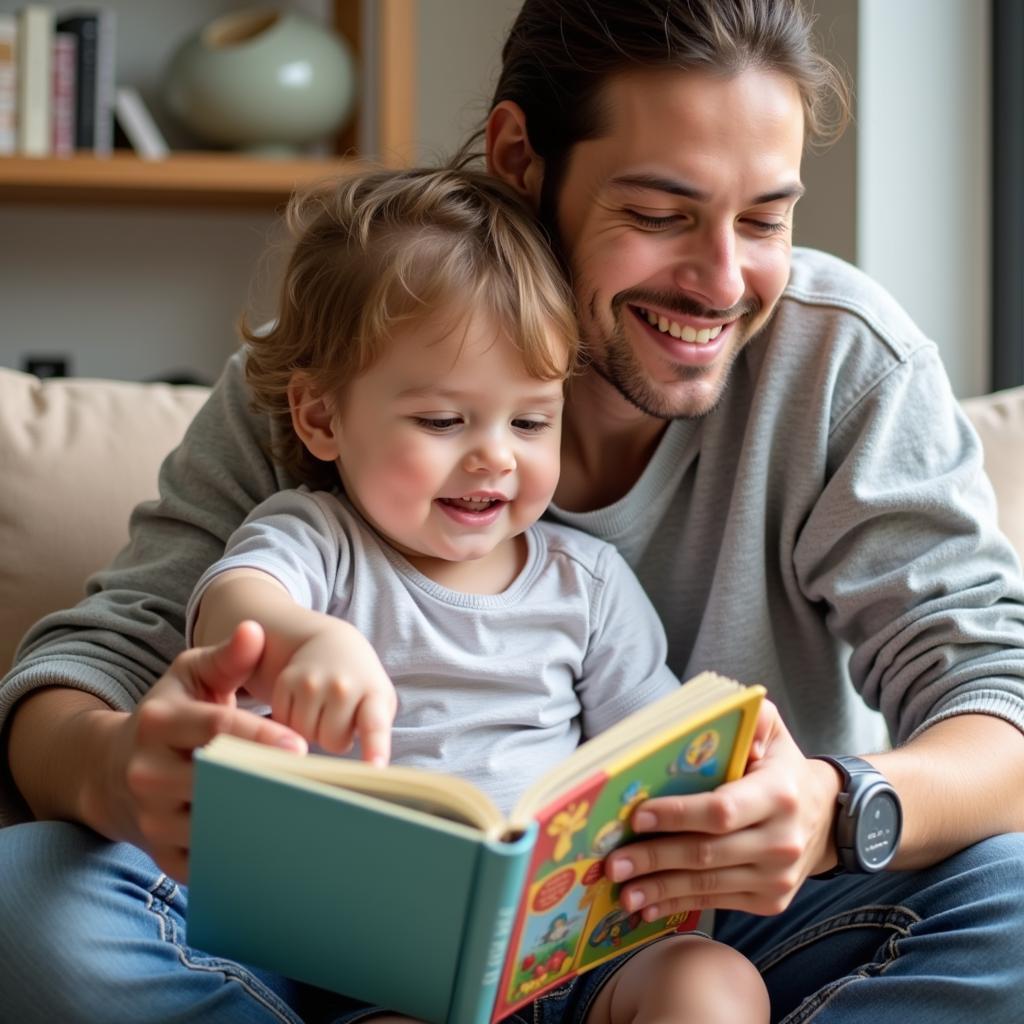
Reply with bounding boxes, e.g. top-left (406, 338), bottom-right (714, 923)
top-left (270, 620), bottom-right (397, 765)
